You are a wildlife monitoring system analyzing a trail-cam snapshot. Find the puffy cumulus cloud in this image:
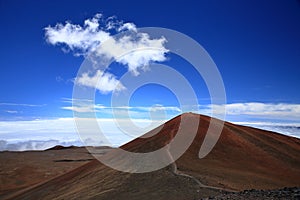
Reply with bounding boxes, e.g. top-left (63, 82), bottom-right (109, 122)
top-left (44, 13), bottom-right (169, 93)
top-left (118, 22), bottom-right (137, 32)
top-left (44, 13), bottom-right (110, 54)
top-left (74, 70), bottom-right (125, 94)
top-left (97, 33), bottom-right (168, 76)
